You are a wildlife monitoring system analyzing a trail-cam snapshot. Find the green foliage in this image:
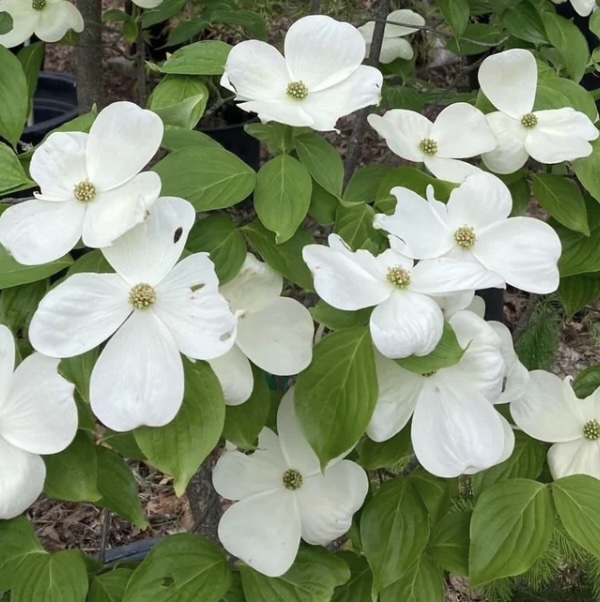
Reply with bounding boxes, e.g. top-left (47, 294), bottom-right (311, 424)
top-left (334, 203), bottom-right (384, 252)
top-left (135, 359), bottom-right (225, 496)
top-left (469, 479), bottom-right (555, 586)
top-left (154, 146), bottom-right (256, 211)
top-left (428, 511), bottom-right (471, 577)
top-left (379, 554), bottom-right (445, 602)
top-left (294, 133), bottom-right (344, 198)
top-left (0, 517), bottom-right (44, 592)
top-left (311, 300), bottom-right (371, 331)
top-left (88, 568), bottom-right (134, 602)
top-left (440, 0), bottom-right (470, 37)
top-left (0, 45), bottom-right (28, 147)
top-left (331, 552), bottom-right (372, 602)
top-left (572, 365), bottom-right (600, 398)
top-left (295, 327), bottom-right (378, 467)
top-left (159, 41), bottom-right (232, 75)
top-left (559, 273), bottom-right (600, 319)
top-left (357, 426), bottom-right (413, 470)
top-left (240, 546), bottom-right (350, 602)
top-left (123, 534), bottom-right (231, 601)
top-left (254, 155), bottom-right (313, 243)
top-left (149, 75), bottom-right (209, 129)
